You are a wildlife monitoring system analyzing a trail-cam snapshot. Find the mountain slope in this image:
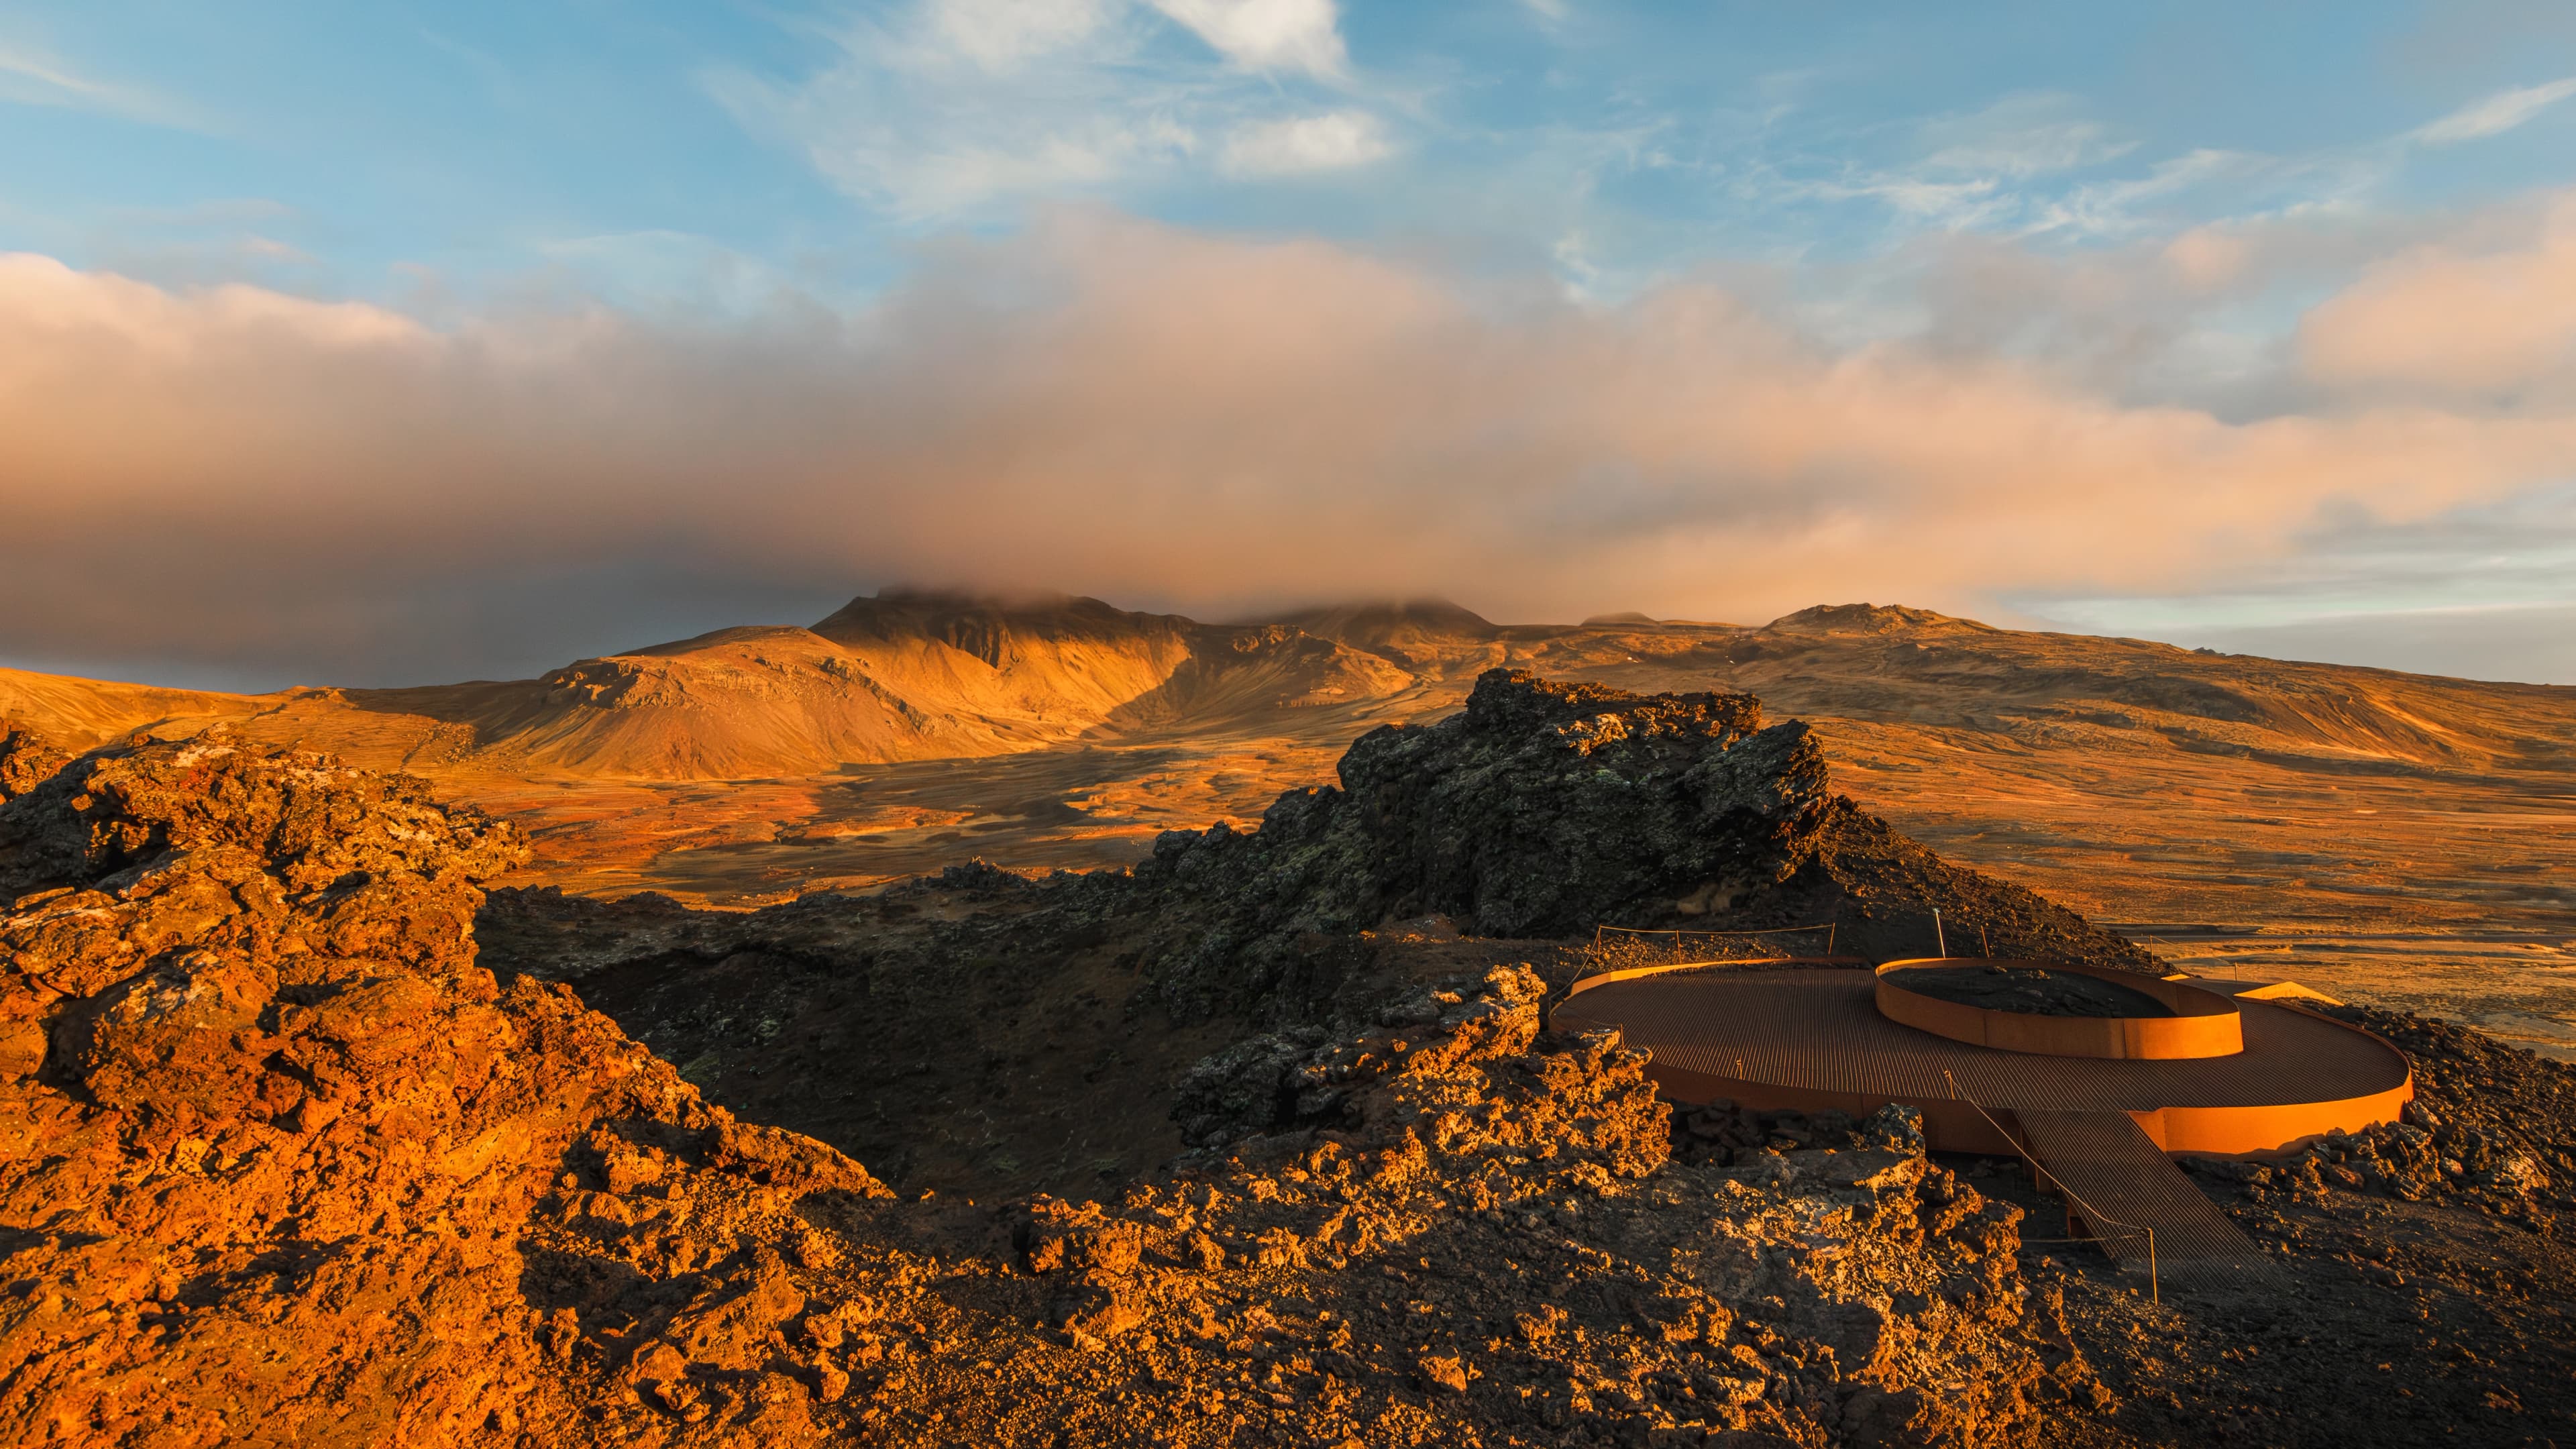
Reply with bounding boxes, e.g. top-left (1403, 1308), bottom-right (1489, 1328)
top-left (0, 592), bottom-right (1430, 781)
top-left (1268, 597), bottom-right (1504, 665)
top-left (348, 626), bottom-right (1022, 778)
top-left (9, 596), bottom-right (2571, 786)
